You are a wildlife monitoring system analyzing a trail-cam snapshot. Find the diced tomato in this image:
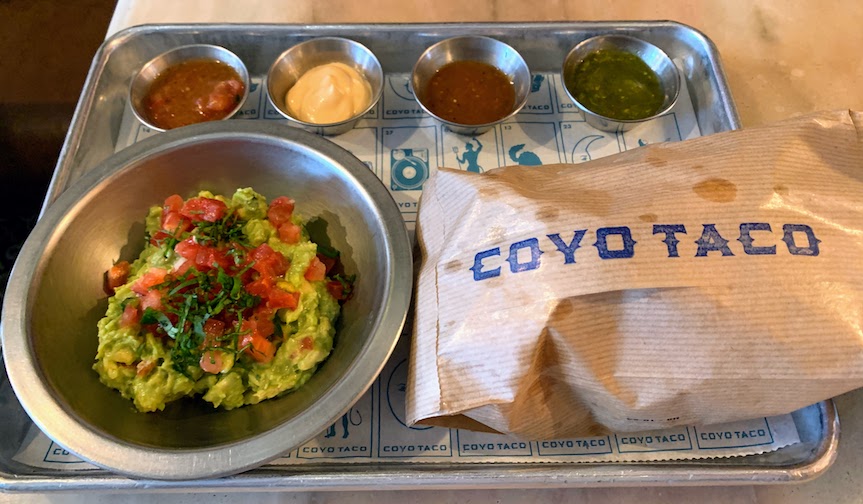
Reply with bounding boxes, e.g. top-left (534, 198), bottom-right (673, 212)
top-left (164, 194), bottom-right (184, 213)
top-left (267, 196), bottom-right (295, 228)
top-left (136, 359), bottom-right (157, 377)
top-left (131, 268), bottom-right (168, 295)
top-left (150, 230), bottom-right (170, 246)
top-left (326, 280), bottom-right (346, 301)
top-left (220, 79), bottom-right (243, 95)
top-left (199, 350), bottom-right (225, 374)
top-left (317, 253), bottom-right (337, 274)
top-left (204, 80), bottom-right (243, 113)
top-left (266, 288), bottom-right (299, 310)
top-left (277, 222), bottom-right (301, 244)
top-left (245, 275), bottom-right (275, 298)
top-left (251, 308), bottom-right (276, 338)
top-left (206, 92), bottom-right (234, 113)
top-left (239, 319), bottom-right (276, 363)
top-left (172, 257), bottom-right (193, 275)
top-left (194, 246), bottom-right (230, 271)
top-left (304, 256), bottom-right (326, 282)
top-left (104, 261), bottom-right (131, 295)
top-left (161, 210), bottom-right (180, 230)
top-left (203, 319), bottom-right (226, 345)
top-left (180, 197), bottom-right (227, 223)
top-left (140, 289), bottom-right (164, 311)
top-left (120, 303), bottom-right (140, 328)
top-left (300, 336), bottom-right (314, 351)
top-left (239, 333), bottom-right (276, 363)
top-left (158, 194), bottom-right (193, 236)
top-left (249, 244), bottom-right (288, 277)
top-left (161, 210), bottom-right (191, 236)
top-left (204, 318), bottom-right (225, 336)
top-left (174, 237), bottom-right (199, 260)
top-left (176, 238), bottom-right (232, 272)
